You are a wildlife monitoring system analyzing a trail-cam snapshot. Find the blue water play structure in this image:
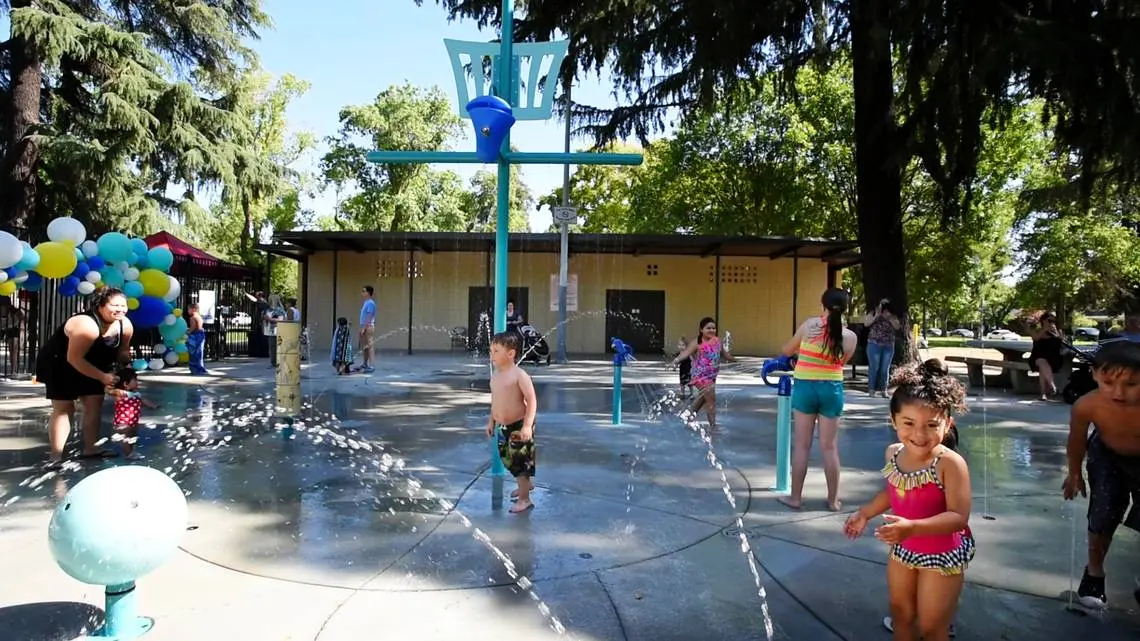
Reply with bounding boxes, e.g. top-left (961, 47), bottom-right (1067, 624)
top-left (610, 338), bottom-right (635, 425)
top-left (48, 466), bottom-right (188, 639)
top-left (761, 355), bottom-right (796, 493)
top-left (365, 0), bottom-right (644, 467)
